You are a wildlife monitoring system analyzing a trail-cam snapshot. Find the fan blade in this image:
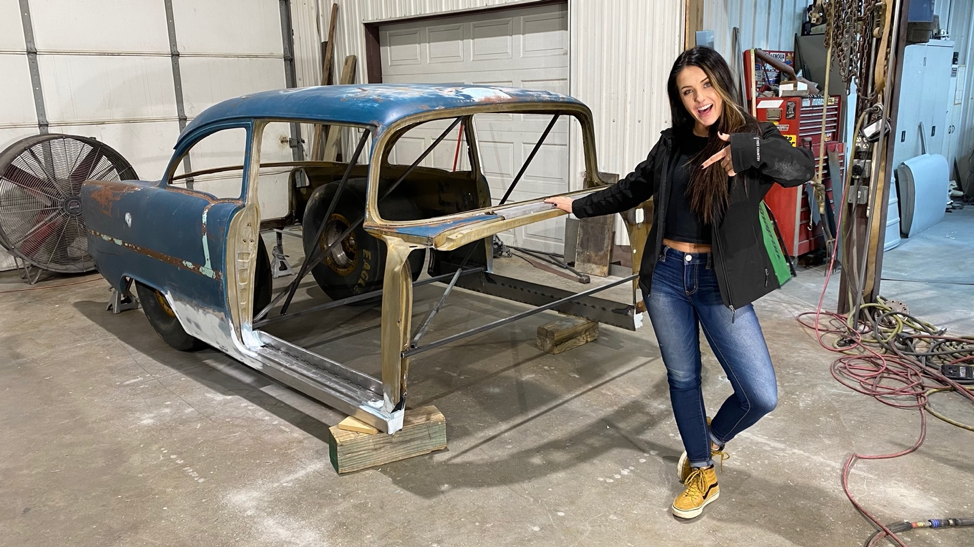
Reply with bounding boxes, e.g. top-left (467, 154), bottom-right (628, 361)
top-left (70, 146), bottom-right (103, 194)
top-left (16, 213), bottom-right (65, 258)
top-left (1, 165), bottom-right (57, 206)
top-left (26, 146), bottom-right (66, 198)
